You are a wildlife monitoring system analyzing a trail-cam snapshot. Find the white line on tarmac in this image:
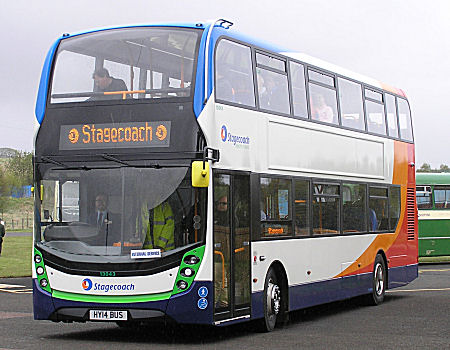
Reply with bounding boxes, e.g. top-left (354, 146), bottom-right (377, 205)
top-left (0, 284), bottom-right (25, 289)
top-left (419, 269), bottom-right (450, 272)
top-left (0, 289), bottom-right (32, 294)
top-left (387, 287), bottom-right (450, 293)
